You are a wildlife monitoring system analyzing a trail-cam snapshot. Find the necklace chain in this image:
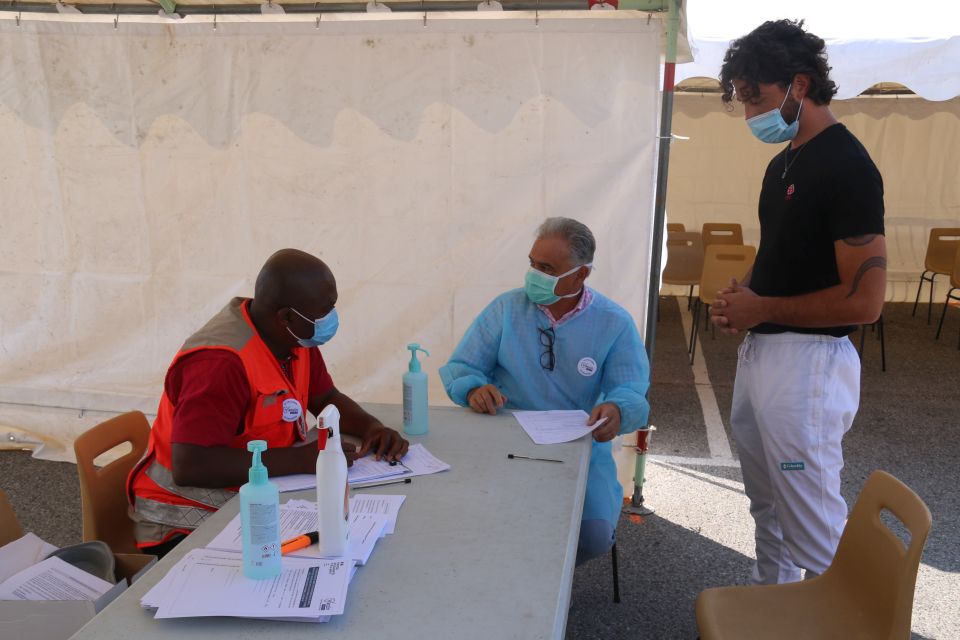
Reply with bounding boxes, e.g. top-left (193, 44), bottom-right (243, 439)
top-left (782, 143), bottom-right (807, 179)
